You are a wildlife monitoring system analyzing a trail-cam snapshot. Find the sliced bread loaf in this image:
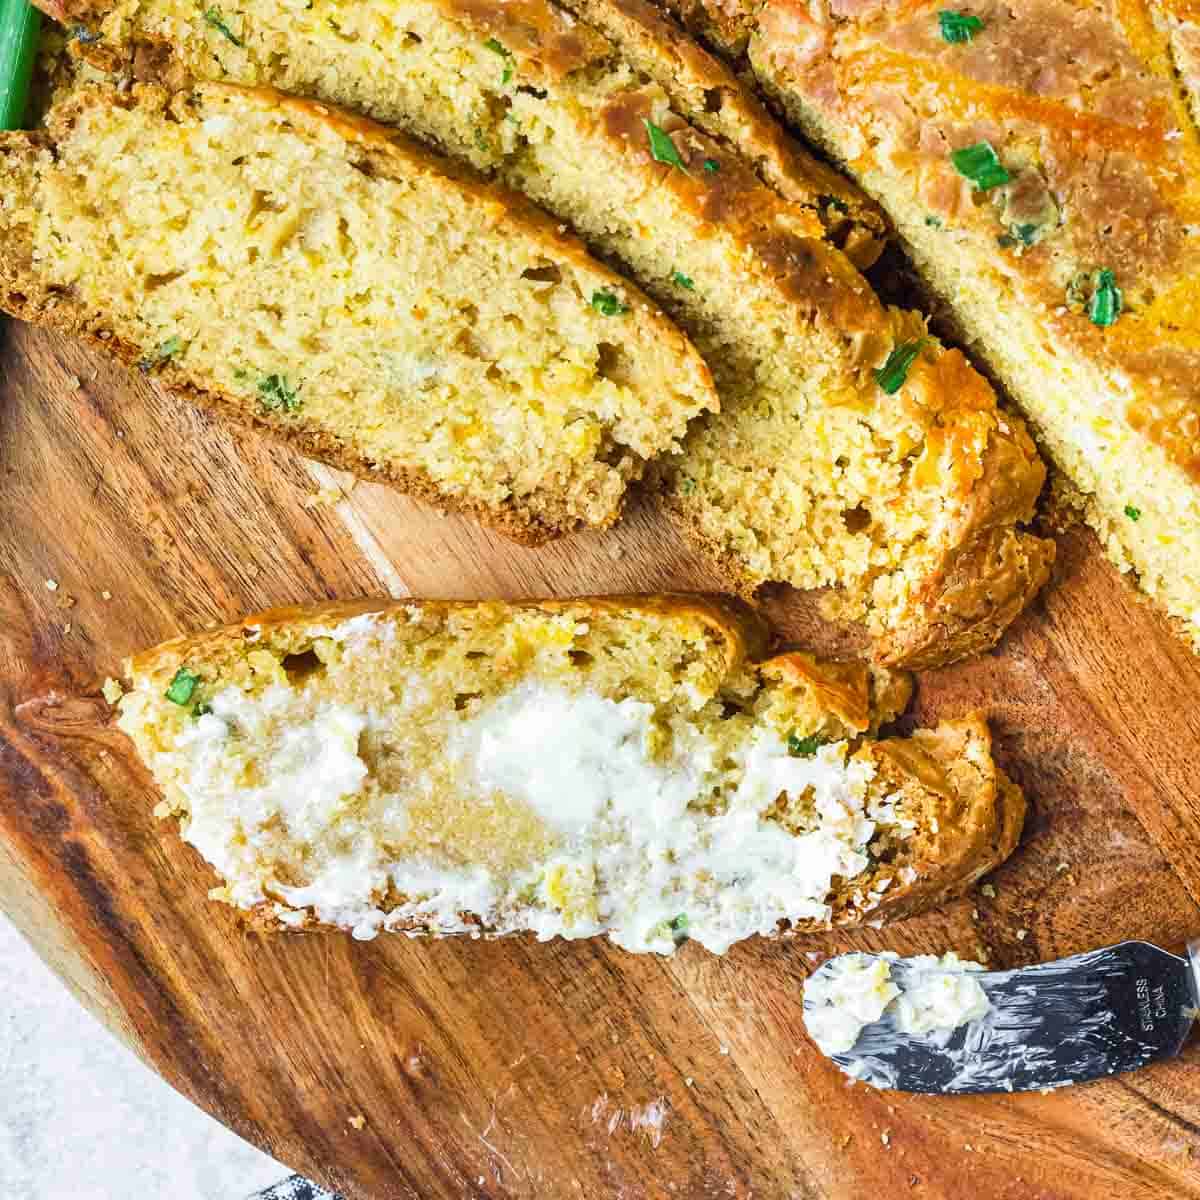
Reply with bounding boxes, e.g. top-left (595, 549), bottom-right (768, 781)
top-left (0, 81), bottom-right (717, 543)
top-left (115, 595), bottom-right (1025, 953)
top-left (649, 0), bottom-right (1200, 650)
top-left (58, 0), bottom-right (1053, 667)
